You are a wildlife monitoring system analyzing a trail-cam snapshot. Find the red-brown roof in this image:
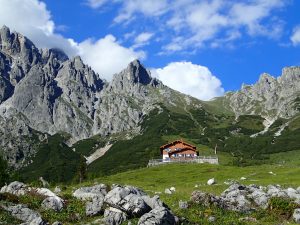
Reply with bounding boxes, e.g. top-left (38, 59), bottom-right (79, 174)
top-left (160, 139), bottom-right (196, 150)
